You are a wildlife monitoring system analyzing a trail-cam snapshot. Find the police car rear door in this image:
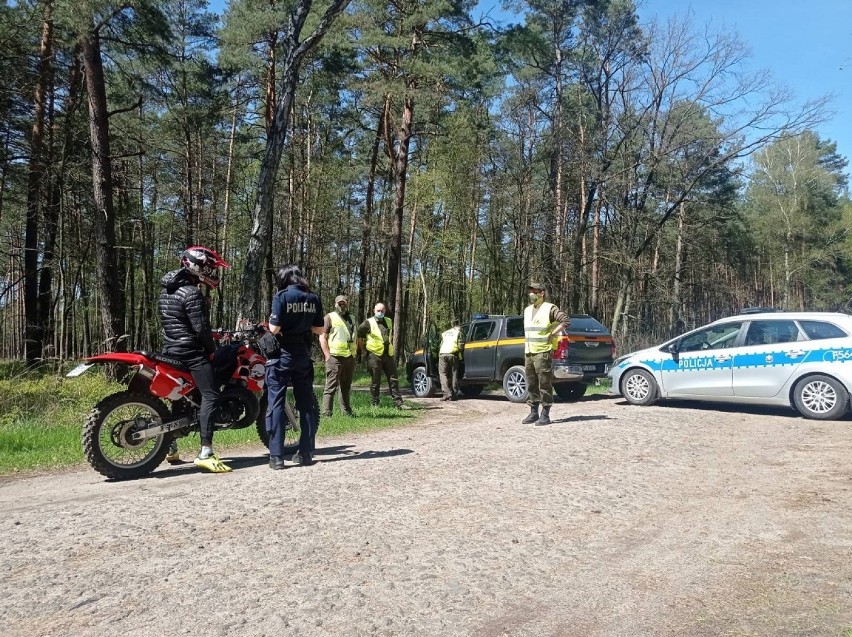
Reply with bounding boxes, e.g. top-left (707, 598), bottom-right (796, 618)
top-left (732, 319), bottom-right (806, 398)
top-left (659, 321), bottom-right (742, 397)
